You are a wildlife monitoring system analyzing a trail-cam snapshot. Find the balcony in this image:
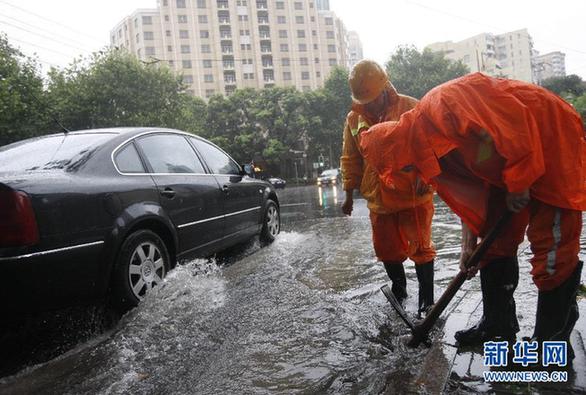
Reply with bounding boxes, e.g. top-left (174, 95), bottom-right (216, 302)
top-left (217, 1), bottom-right (229, 9)
top-left (258, 17), bottom-right (269, 25)
top-left (257, 1), bottom-right (268, 10)
top-left (219, 18), bottom-right (230, 24)
top-left (220, 32), bottom-right (232, 39)
top-left (221, 46), bottom-right (234, 54)
top-left (223, 61), bottom-right (235, 69)
top-left (260, 46), bottom-right (272, 53)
